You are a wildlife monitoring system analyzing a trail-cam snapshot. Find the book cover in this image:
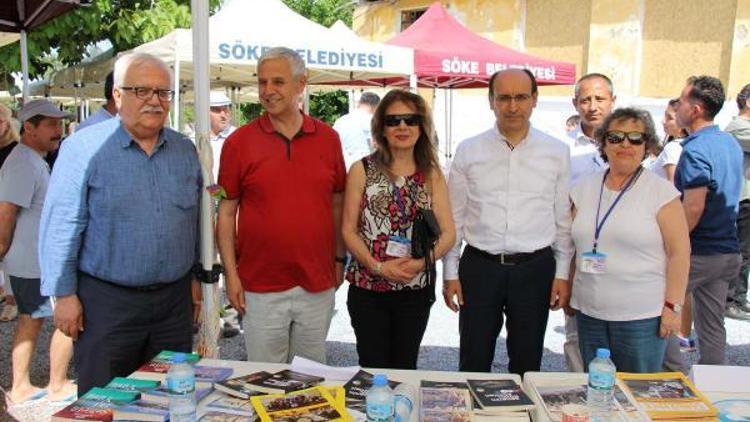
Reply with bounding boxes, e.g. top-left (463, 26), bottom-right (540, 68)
top-left (214, 371), bottom-right (272, 399)
top-left (466, 379), bottom-right (535, 413)
top-left (532, 381), bottom-right (646, 422)
top-left (419, 387), bottom-right (474, 422)
top-left (246, 369), bottom-right (324, 394)
top-left (199, 411), bottom-right (257, 422)
top-left (132, 363), bottom-right (232, 383)
top-left (51, 387), bottom-right (139, 422)
top-left (205, 395), bottom-right (258, 417)
top-left (150, 350), bottom-right (201, 364)
top-left (105, 377), bottom-right (161, 394)
top-left (139, 384), bottom-right (213, 405)
top-left (250, 386), bottom-right (352, 422)
top-left (112, 399), bottom-right (169, 421)
top-left (617, 372), bottom-right (718, 420)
